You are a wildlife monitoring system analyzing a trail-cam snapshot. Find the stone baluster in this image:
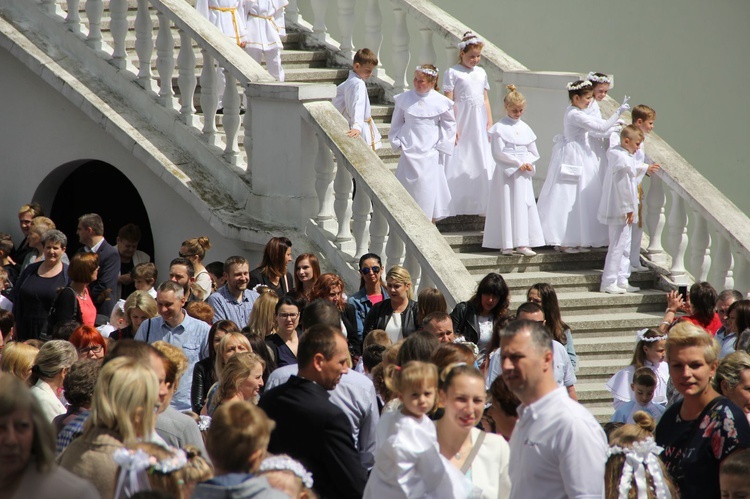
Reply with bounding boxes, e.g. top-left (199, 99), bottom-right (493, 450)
top-left (666, 195), bottom-right (689, 284)
top-left (333, 151), bottom-right (355, 253)
top-left (155, 12), bottom-right (177, 109)
top-left (40, 0), bottom-right (56, 14)
top-left (445, 42), bottom-right (457, 74)
top-left (365, 0), bottom-right (383, 77)
top-left (688, 215), bottom-right (711, 282)
top-left (732, 252), bottom-right (749, 296)
top-left (177, 29), bottom-right (198, 128)
top-left (391, 4), bottom-right (410, 93)
top-left (221, 70), bottom-right (243, 166)
top-left (403, 249), bottom-right (422, 290)
top-left (310, 0), bottom-right (328, 42)
top-left (65, 0), bottom-right (82, 35)
top-left (645, 176), bottom-right (667, 265)
top-left (418, 28), bottom-right (436, 66)
top-left (199, 50), bottom-right (221, 147)
top-left (286, 0), bottom-right (299, 24)
top-left (369, 208), bottom-right (388, 257)
top-left (314, 135), bottom-right (336, 230)
top-left (351, 190), bottom-right (371, 258)
top-left (243, 88), bottom-right (254, 180)
top-left (419, 271), bottom-right (434, 293)
top-left (385, 230), bottom-right (405, 271)
top-left (708, 233), bottom-right (733, 291)
top-left (85, 0), bottom-right (104, 50)
top-left (134, 0), bottom-right (155, 93)
top-left (109, 0), bottom-right (128, 69)
top-left (337, 0), bottom-right (355, 60)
